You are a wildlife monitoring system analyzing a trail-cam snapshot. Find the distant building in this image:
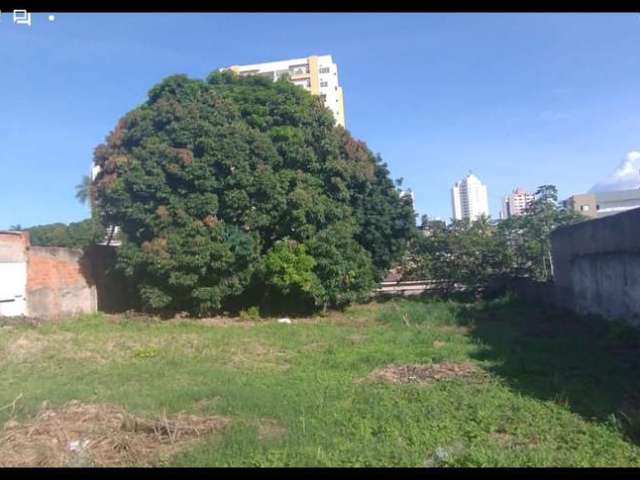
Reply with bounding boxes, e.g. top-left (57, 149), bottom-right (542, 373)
top-left (222, 55), bottom-right (345, 128)
top-left (563, 188), bottom-right (640, 219)
top-left (500, 187), bottom-right (535, 219)
top-left (90, 165), bottom-right (121, 246)
top-left (563, 193), bottom-right (598, 219)
top-left (419, 217), bottom-right (446, 237)
top-left (400, 189), bottom-right (415, 209)
top-left (451, 173), bottom-right (490, 222)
